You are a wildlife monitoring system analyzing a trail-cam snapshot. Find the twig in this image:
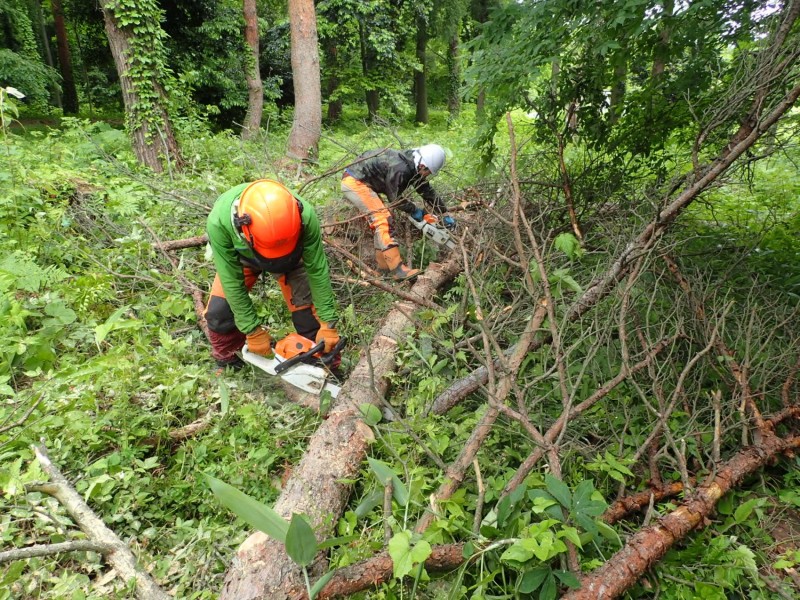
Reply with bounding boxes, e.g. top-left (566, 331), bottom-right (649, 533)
top-left (0, 540), bottom-right (109, 564)
top-left (0, 394), bottom-right (44, 434)
top-left (383, 478), bottom-right (393, 544)
top-left (472, 459), bottom-right (485, 535)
